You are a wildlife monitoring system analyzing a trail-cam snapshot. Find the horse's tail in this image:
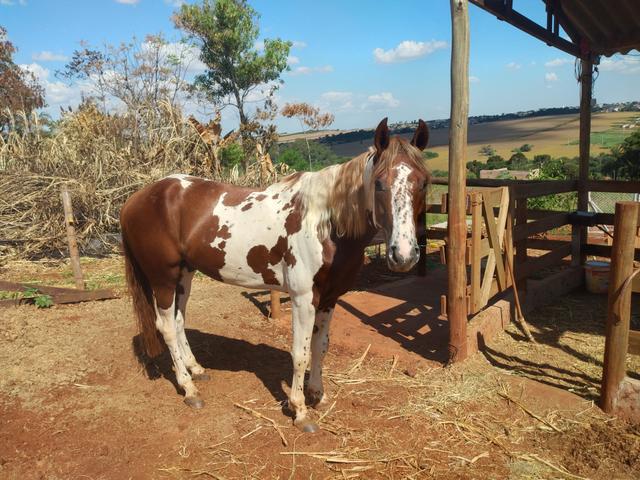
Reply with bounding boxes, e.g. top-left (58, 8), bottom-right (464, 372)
top-left (122, 236), bottom-right (164, 358)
